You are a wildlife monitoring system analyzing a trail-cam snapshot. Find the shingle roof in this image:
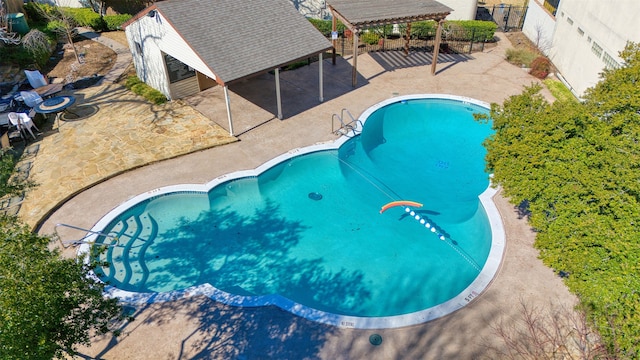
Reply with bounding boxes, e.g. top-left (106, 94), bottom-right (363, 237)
top-left (328, 0), bottom-right (451, 29)
top-left (153, 0), bottom-right (333, 85)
